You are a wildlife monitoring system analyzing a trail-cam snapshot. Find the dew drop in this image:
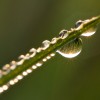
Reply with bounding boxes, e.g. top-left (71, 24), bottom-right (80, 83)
top-left (51, 37), bottom-right (58, 44)
top-left (3, 64), bottom-right (10, 70)
top-left (17, 59), bottom-right (24, 66)
top-left (26, 69), bottom-right (32, 73)
top-left (9, 80), bottom-right (15, 85)
top-left (17, 75), bottom-right (23, 80)
top-left (18, 55), bottom-right (25, 60)
top-left (50, 53), bottom-right (55, 57)
top-left (25, 53), bottom-right (30, 60)
top-left (29, 48), bottom-right (37, 58)
top-left (46, 56), bottom-right (51, 59)
top-left (59, 30), bottom-right (68, 39)
top-left (37, 47), bottom-right (42, 53)
top-left (56, 38), bottom-right (82, 58)
top-left (10, 61), bottom-right (17, 70)
top-left (75, 20), bottom-right (97, 37)
top-left (13, 78), bottom-right (18, 83)
top-left (2, 85), bottom-right (8, 90)
top-left (11, 61), bottom-right (16, 65)
top-left (32, 65), bottom-right (37, 69)
top-left (22, 71), bottom-right (28, 76)
top-left (75, 20), bottom-right (83, 28)
top-left (36, 62), bottom-right (43, 67)
top-left (42, 58), bottom-right (47, 62)
top-left (41, 40), bottom-right (50, 50)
